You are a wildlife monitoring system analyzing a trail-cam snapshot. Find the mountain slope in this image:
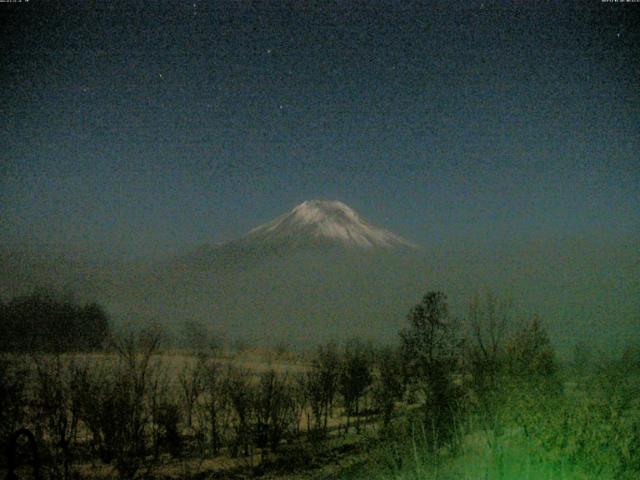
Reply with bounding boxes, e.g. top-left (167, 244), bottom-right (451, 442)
top-left (117, 200), bottom-right (423, 344)
top-left (174, 200), bottom-right (417, 271)
top-left (242, 200), bottom-right (416, 250)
